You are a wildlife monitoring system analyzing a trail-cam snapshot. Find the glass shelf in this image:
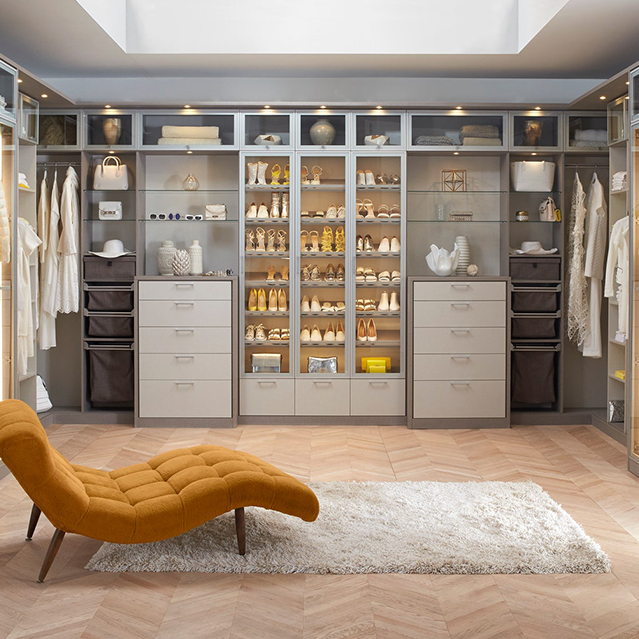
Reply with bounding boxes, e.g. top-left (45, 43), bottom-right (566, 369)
top-left (245, 311), bottom-right (290, 317)
top-left (245, 252), bottom-right (291, 257)
top-left (300, 281), bottom-right (346, 288)
top-left (356, 185), bottom-right (401, 191)
top-left (141, 189), bottom-right (239, 193)
top-left (302, 251), bottom-right (345, 258)
top-left (245, 185), bottom-right (290, 191)
top-left (245, 341), bottom-right (290, 347)
top-left (356, 219), bottom-right (401, 225)
top-left (300, 218), bottom-right (346, 224)
top-left (245, 219), bottom-right (289, 225)
top-left (407, 219), bottom-right (507, 224)
top-left (141, 219), bottom-right (237, 223)
top-left (407, 189), bottom-right (506, 194)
